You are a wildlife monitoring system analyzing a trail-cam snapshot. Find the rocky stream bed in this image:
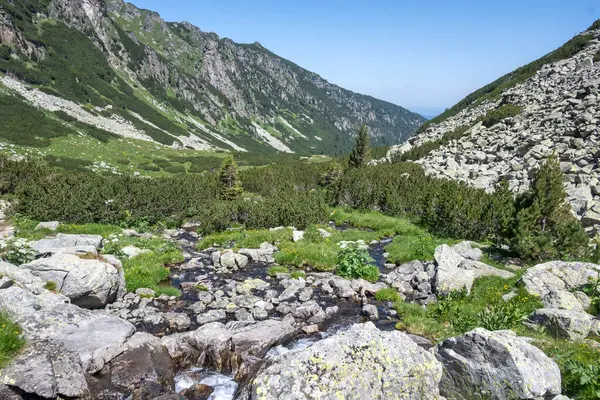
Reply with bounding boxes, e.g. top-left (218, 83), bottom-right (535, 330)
top-left (0, 220), bottom-right (598, 399)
